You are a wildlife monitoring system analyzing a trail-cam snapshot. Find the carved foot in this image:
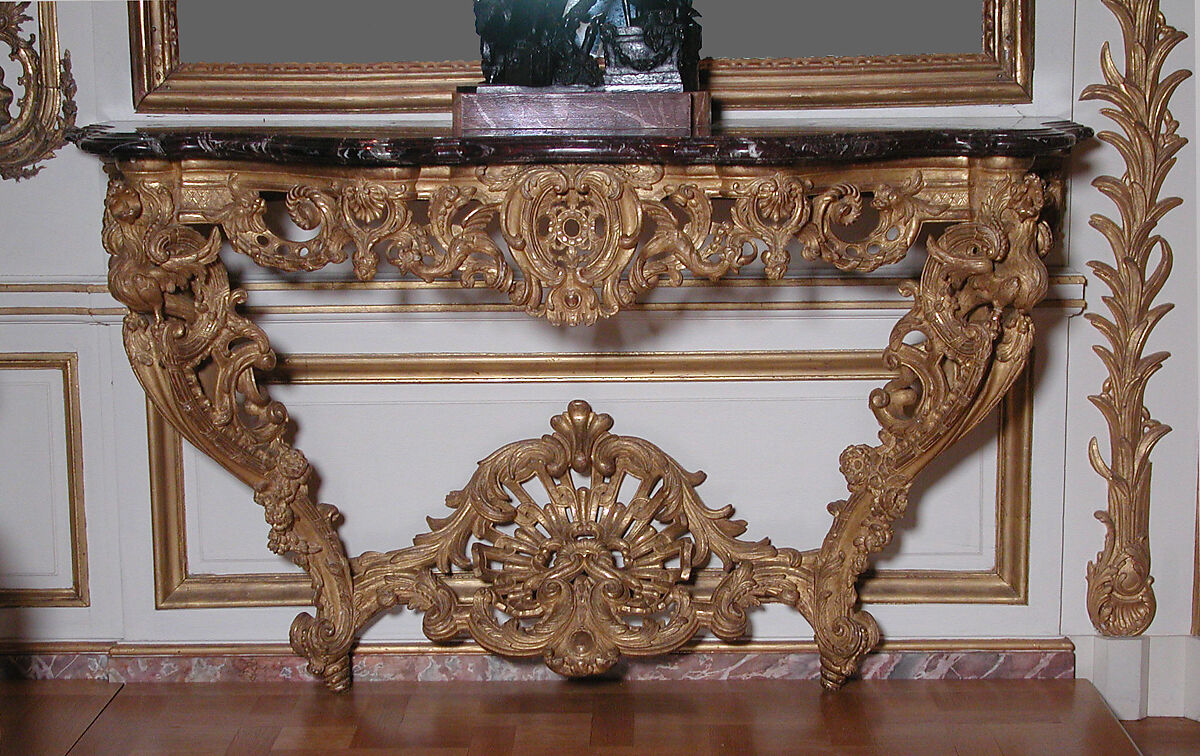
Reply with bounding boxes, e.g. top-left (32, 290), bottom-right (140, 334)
top-left (815, 609), bottom-right (880, 691)
top-left (290, 612), bottom-right (354, 693)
